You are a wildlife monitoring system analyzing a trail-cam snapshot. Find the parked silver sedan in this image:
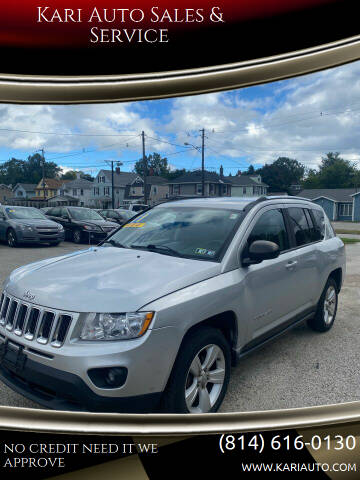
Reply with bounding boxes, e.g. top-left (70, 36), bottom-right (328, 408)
top-left (0, 206), bottom-right (65, 247)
